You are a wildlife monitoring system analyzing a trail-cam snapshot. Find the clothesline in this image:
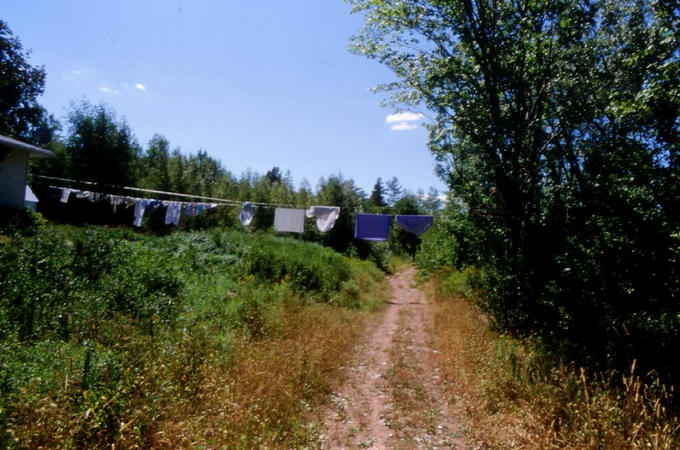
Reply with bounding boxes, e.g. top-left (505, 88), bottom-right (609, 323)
top-left (34, 180), bottom-right (344, 233)
top-left (32, 174), bottom-right (306, 209)
top-left (31, 175), bottom-right (434, 240)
